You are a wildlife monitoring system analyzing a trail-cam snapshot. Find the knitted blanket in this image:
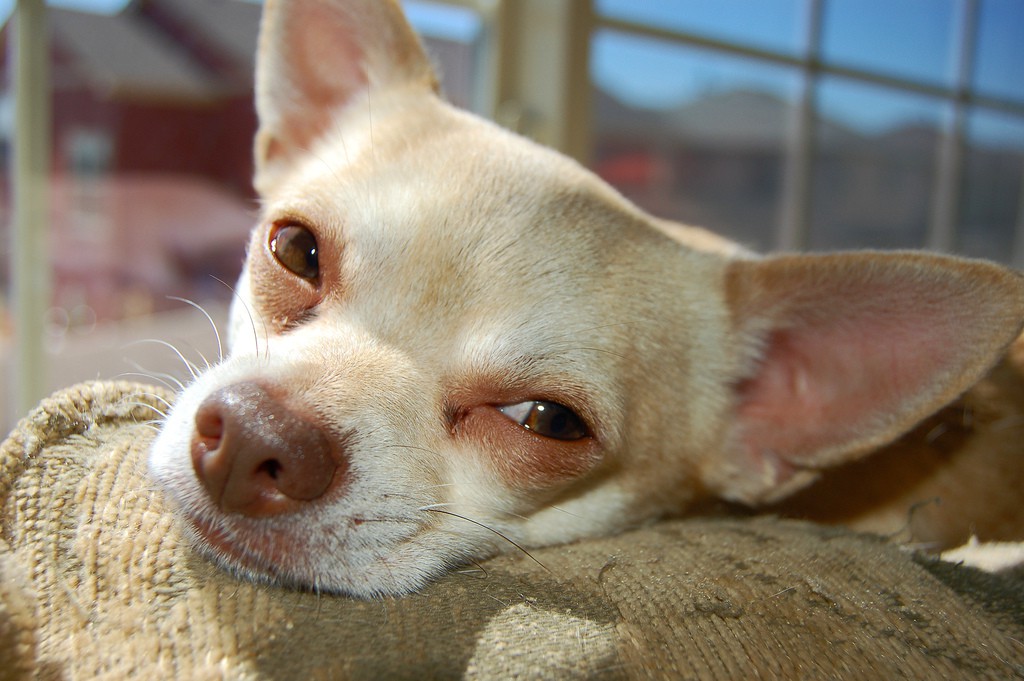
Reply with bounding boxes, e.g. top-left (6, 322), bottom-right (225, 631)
top-left (1, 381), bottom-right (1022, 679)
